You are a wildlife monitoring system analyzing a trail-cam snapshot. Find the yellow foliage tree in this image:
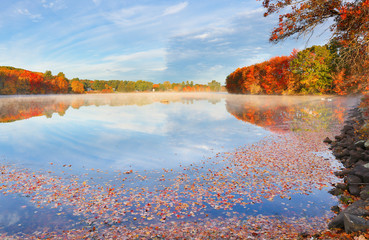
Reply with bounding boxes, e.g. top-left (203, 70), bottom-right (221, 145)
top-left (71, 80), bottom-right (85, 94)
